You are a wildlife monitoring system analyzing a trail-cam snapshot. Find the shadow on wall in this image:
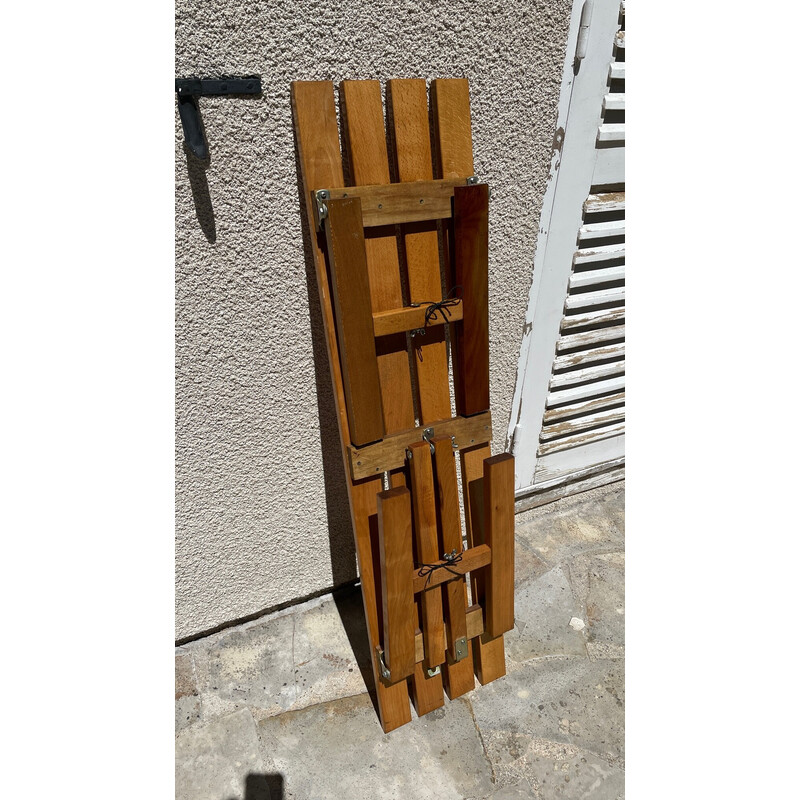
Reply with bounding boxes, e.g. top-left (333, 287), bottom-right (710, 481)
top-left (183, 145), bottom-right (217, 243)
top-left (290, 98), bottom-right (358, 592)
top-left (226, 772), bottom-right (284, 800)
